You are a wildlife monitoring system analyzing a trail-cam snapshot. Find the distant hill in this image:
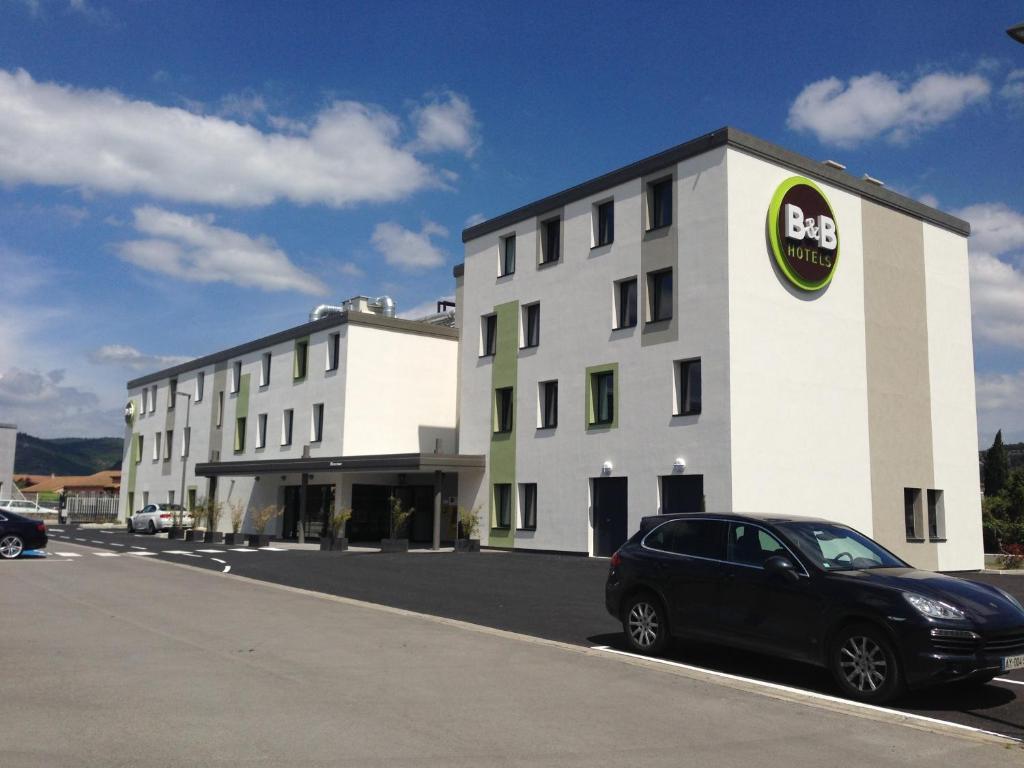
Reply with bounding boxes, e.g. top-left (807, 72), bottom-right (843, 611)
top-left (14, 433), bottom-right (124, 476)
